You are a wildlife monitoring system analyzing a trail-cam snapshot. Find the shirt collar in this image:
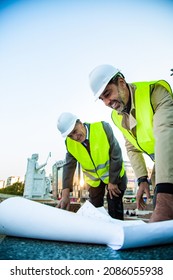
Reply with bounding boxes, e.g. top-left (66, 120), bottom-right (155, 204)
top-left (84, 123), bottom-right (89, 140)
top-left (119, 83), bottom-right (137, 130)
